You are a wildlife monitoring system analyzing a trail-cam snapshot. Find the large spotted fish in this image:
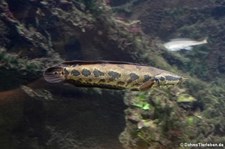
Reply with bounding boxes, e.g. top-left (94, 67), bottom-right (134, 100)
top-left (43, 60), bottom-right (184, 91)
